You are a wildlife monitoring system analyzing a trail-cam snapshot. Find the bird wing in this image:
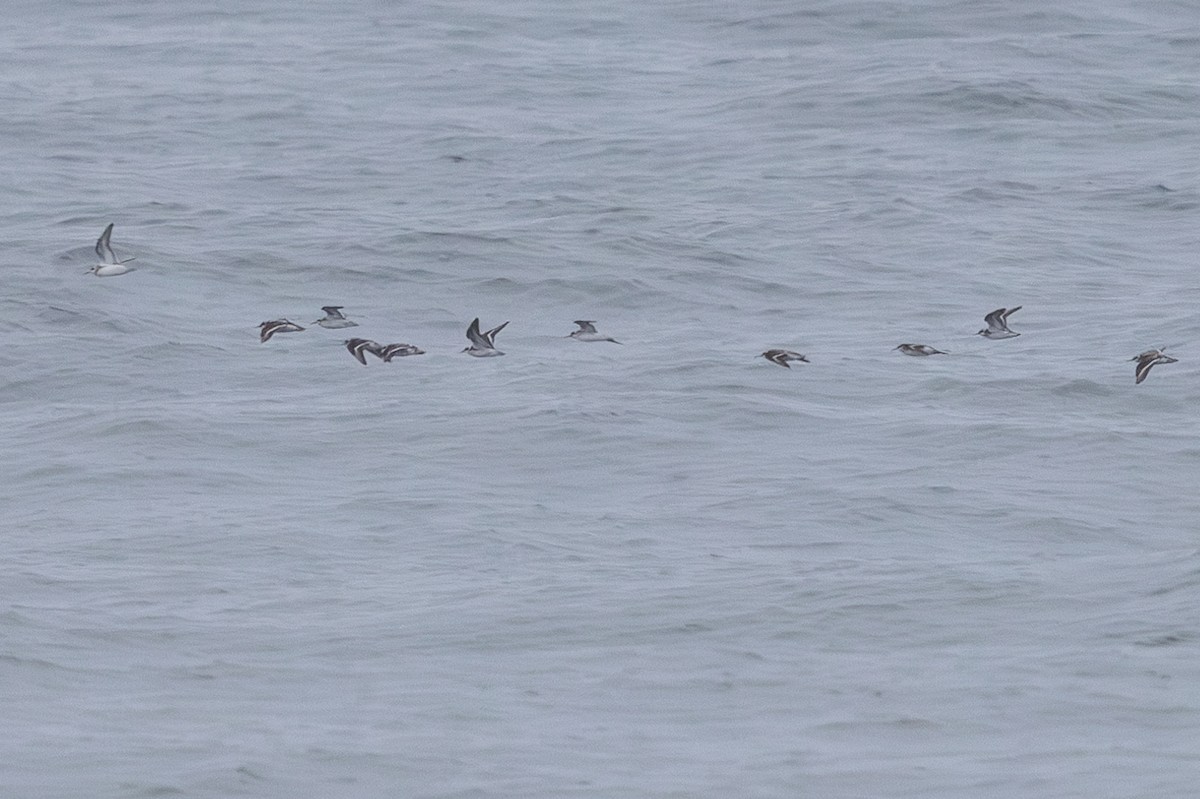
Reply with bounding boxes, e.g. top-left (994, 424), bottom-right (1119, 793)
top-left (465, 318), bottom-right (490, 348)
top-left (1134, 353), bottom-right (1159, 384)
top-left (484, 320), bottom-right (510, 345)
top-left (345, 339), bottom-right (369, 364)
top-left (95, 223), bottom-right (116, 264)
top-left (983, 308), bottom-right (1006, 330)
